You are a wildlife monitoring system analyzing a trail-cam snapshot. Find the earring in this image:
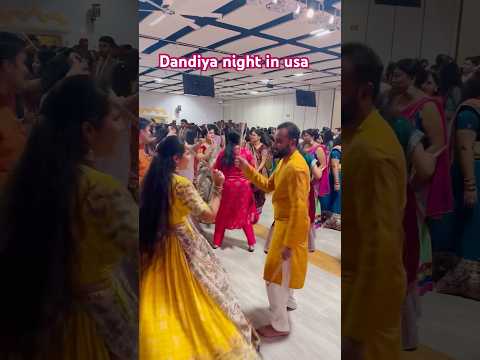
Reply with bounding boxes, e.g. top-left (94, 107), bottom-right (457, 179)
top-left (86, 148), bottom-right (95, 163)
